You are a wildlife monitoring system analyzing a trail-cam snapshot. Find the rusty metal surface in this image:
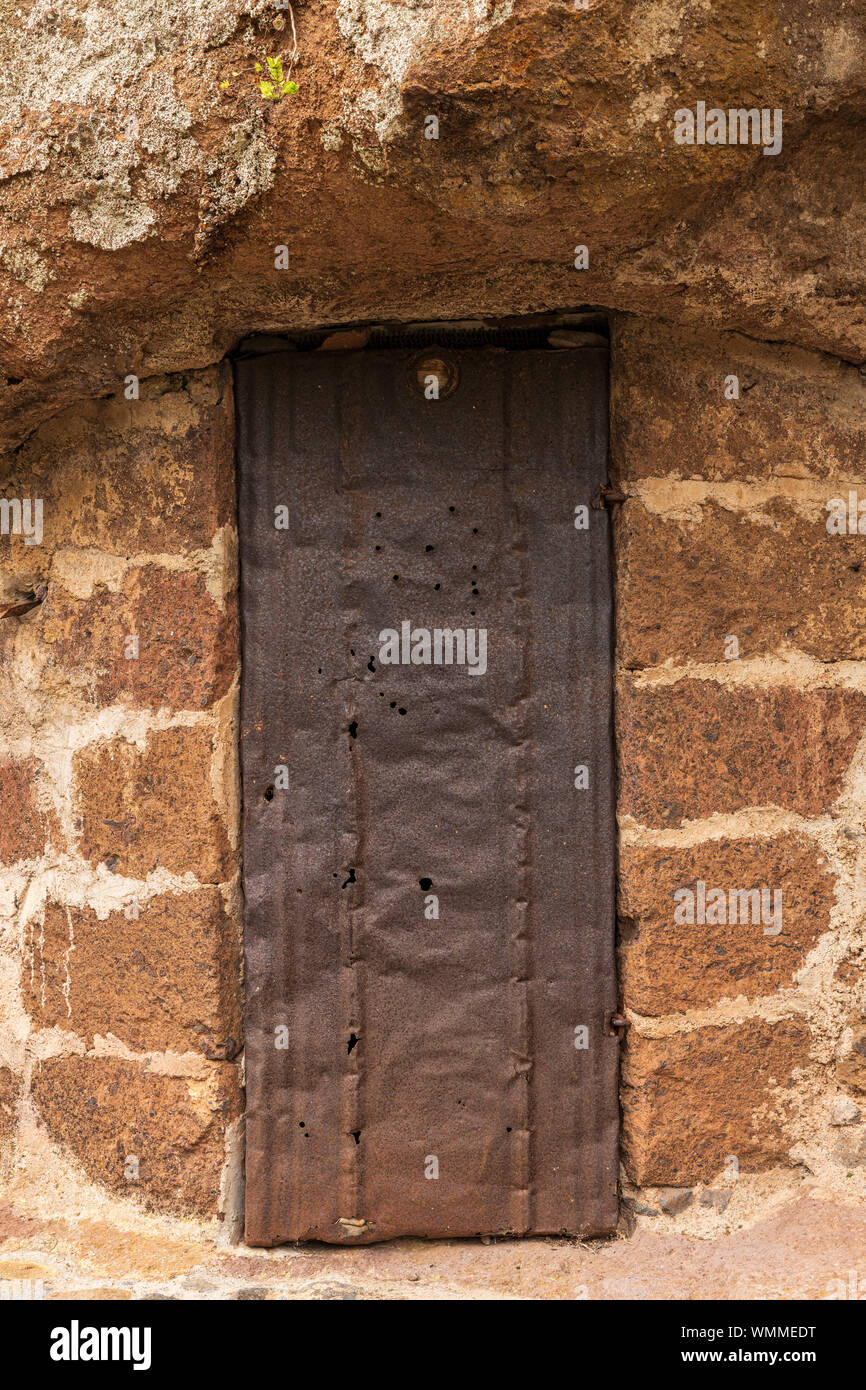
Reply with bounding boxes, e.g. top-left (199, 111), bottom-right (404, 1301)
top-left (237, 344), bottom-right (618, 1245)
